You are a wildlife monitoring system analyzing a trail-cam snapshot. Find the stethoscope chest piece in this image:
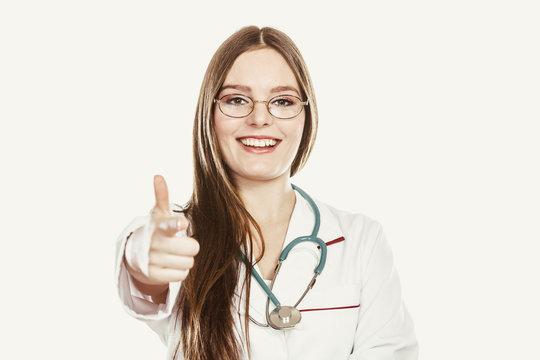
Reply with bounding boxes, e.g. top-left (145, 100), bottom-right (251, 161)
top-left (268, 305), bottom-right (301, 329)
